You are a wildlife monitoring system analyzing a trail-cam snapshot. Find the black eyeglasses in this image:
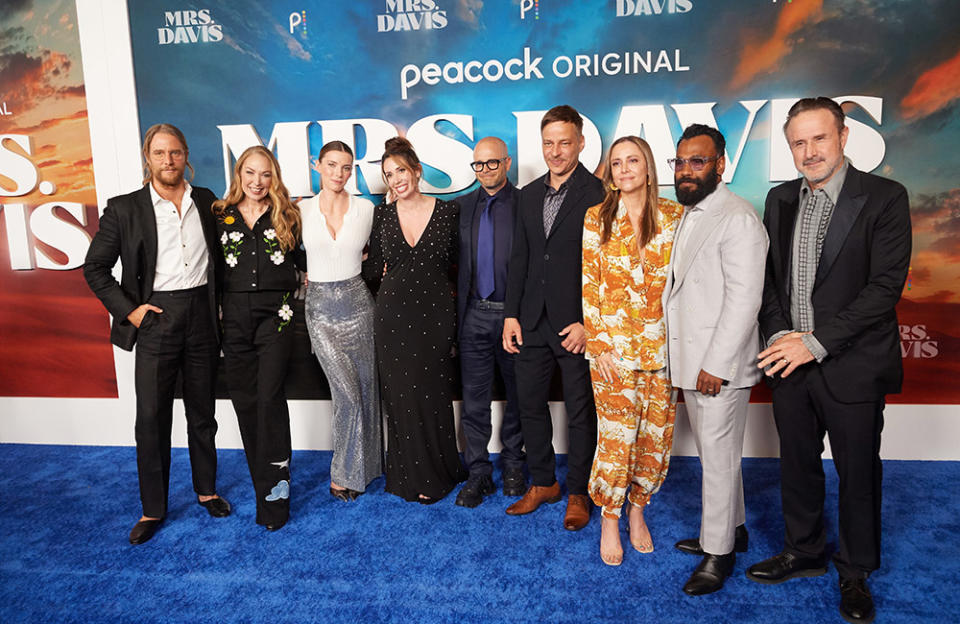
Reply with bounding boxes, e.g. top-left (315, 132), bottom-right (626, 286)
top-left (667, 156), bottom-right (718, 172)
top-left (470, 158), bottom-right (507, 172)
